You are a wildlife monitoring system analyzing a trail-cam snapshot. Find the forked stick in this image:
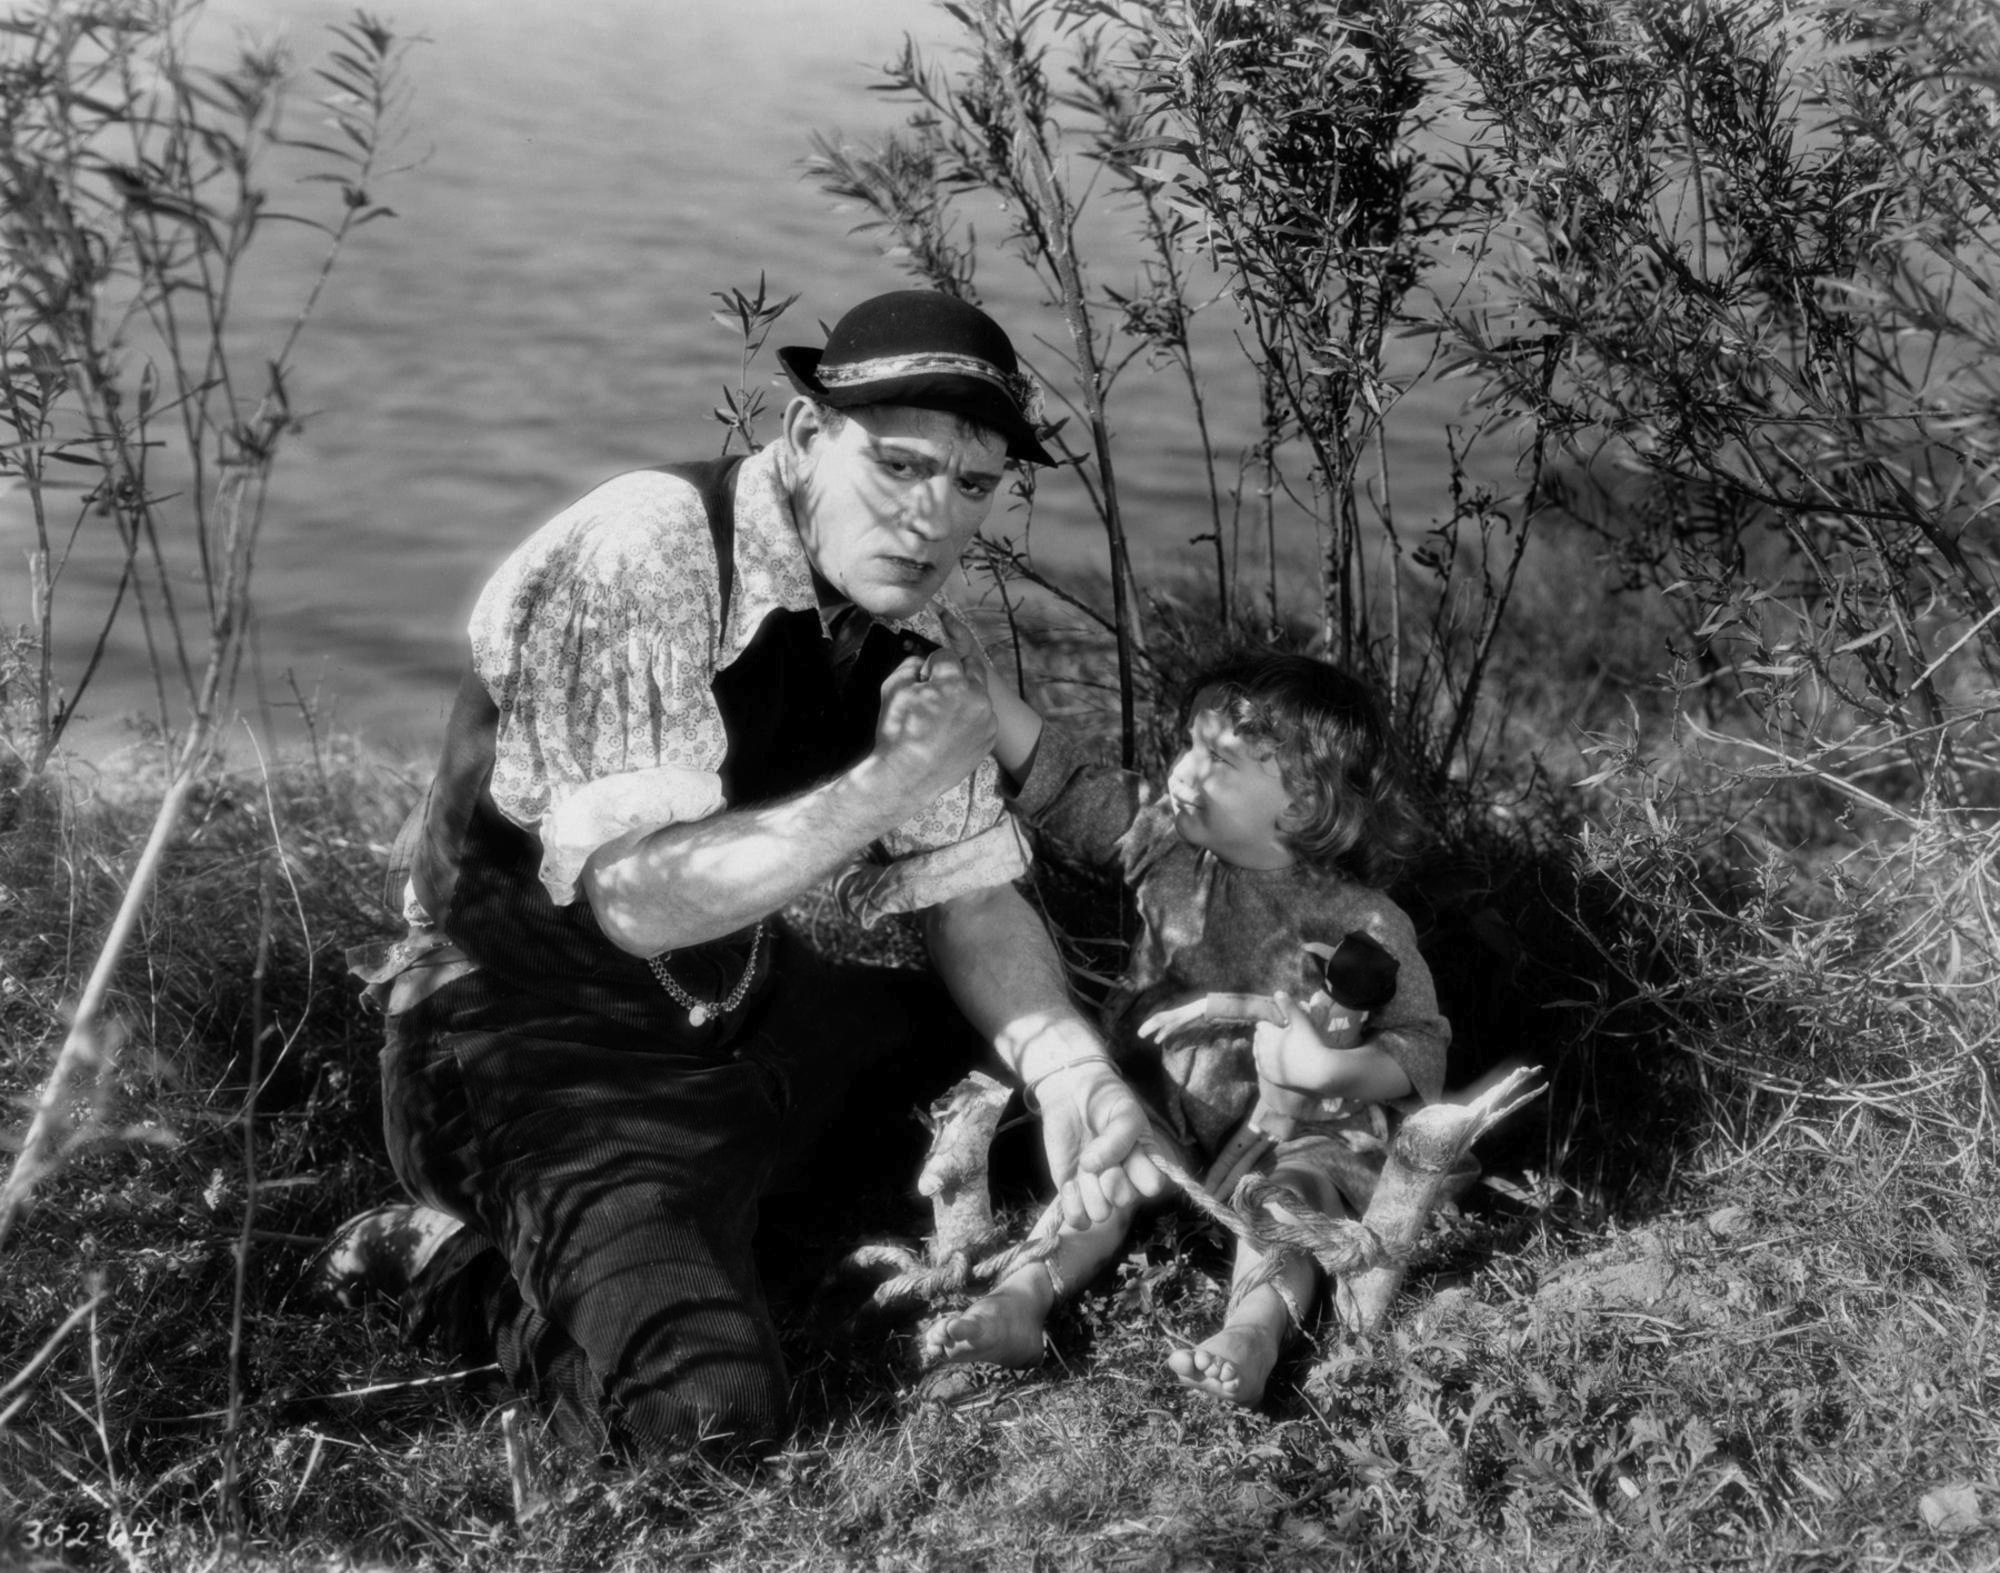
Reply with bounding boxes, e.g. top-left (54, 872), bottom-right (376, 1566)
top-left (840, 1071), bottom-right (1014, 1306)
top-left (1335, 1063), bottom-right (1543, 1331)
top-left (915, 1071), bottom-right (1015, 1262)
